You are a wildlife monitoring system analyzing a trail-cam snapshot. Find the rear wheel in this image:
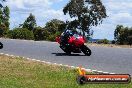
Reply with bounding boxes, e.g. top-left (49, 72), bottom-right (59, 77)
top-left (0, 42), bottom-right (3, 49)
top-left (81, 45), bottom-right (91, 56)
